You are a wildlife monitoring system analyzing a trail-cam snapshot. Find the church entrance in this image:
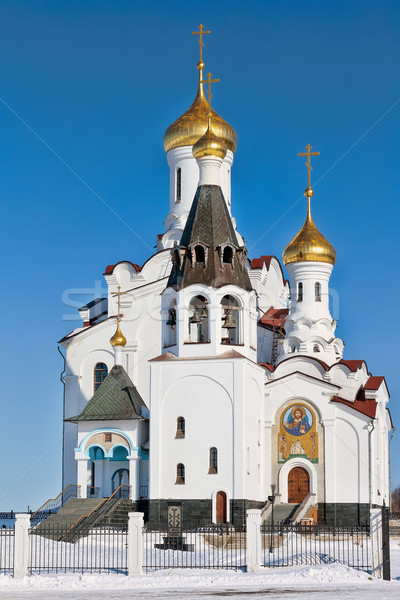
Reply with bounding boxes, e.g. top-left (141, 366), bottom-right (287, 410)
top-left (111, 468), bottom-right (129, 493)
top-left (288, 467), bottom-right (309, 503)
top-left (216, 491), bottom-right (227, 523)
